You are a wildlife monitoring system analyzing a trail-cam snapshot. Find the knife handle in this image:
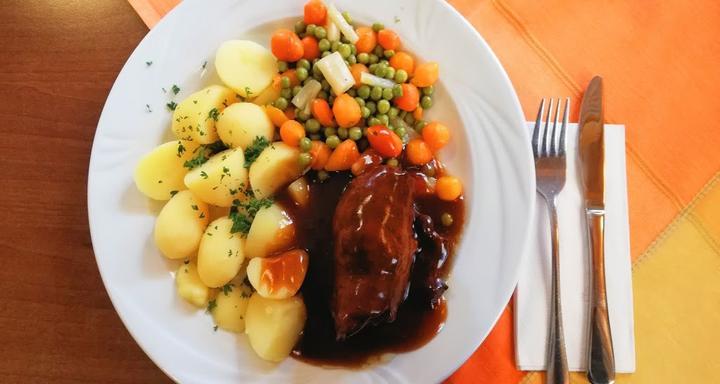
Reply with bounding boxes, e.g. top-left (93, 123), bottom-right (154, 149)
top-left (586, 210), bottom-right (616, 384)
